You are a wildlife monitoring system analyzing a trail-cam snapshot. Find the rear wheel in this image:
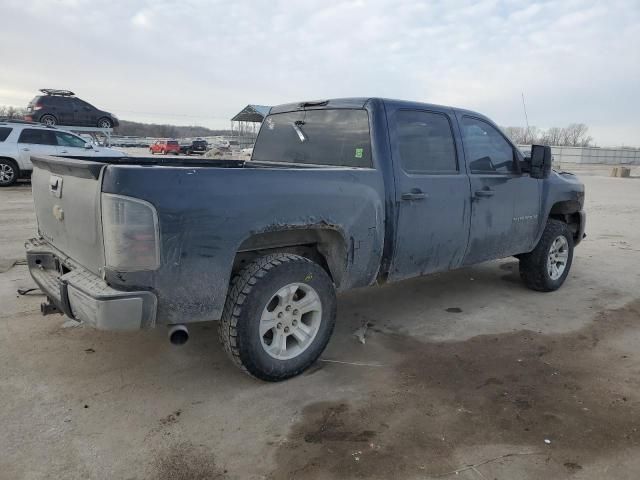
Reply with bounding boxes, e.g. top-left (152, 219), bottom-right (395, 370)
top-left (219, 253), bottom-right (336, 381)
top-left (0, 158), bottom-right (19, 186)
top-left (519, 219), bottom-right (574, 291)
top-left (40, 114), bottom-right (57, 126)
